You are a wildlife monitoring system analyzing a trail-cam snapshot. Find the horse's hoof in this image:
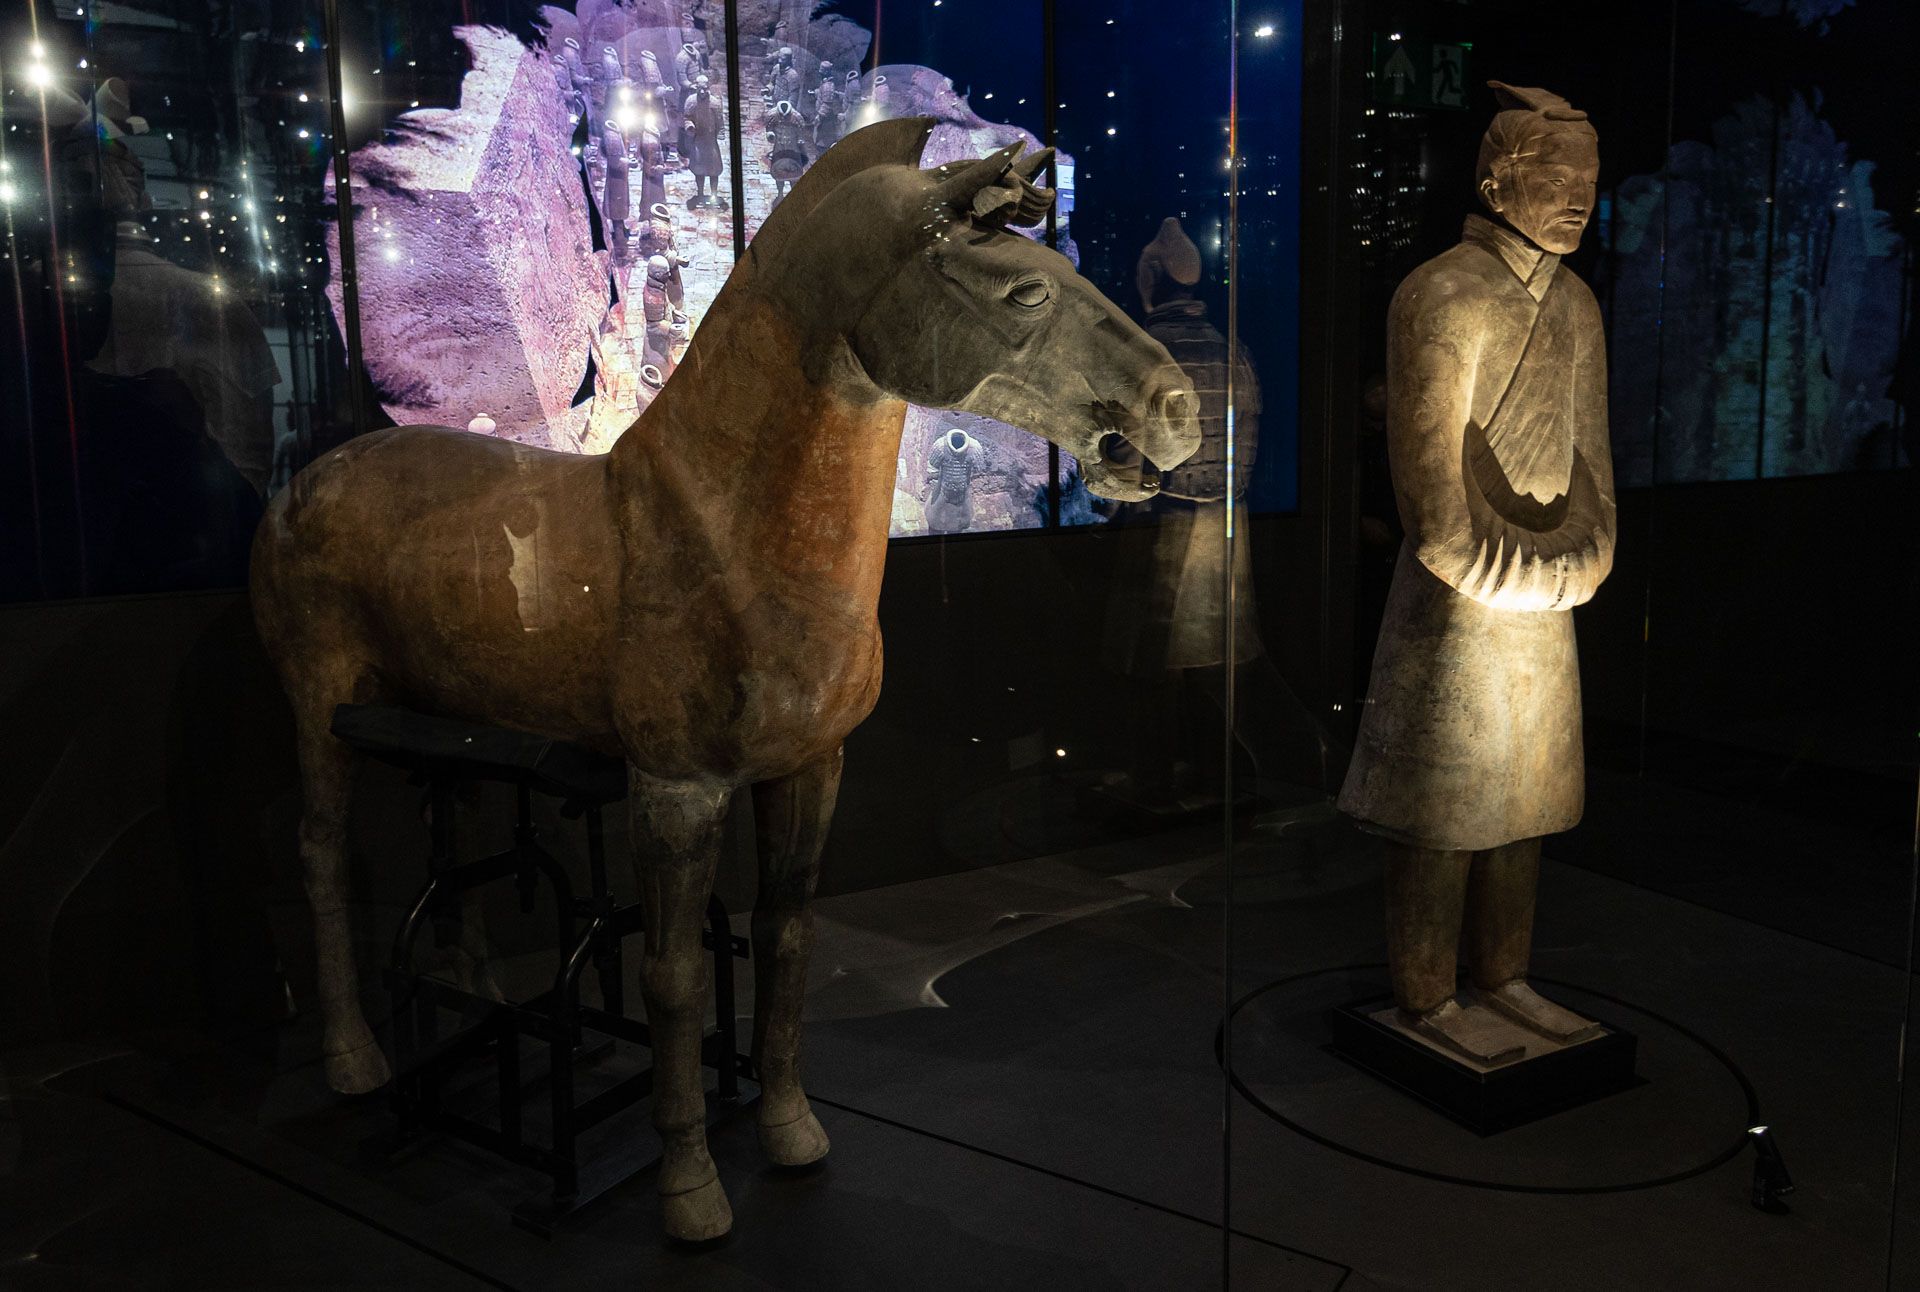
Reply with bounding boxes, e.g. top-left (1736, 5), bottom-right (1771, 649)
top-left (325, 1040), bottom-right (391, 1095)
top-left (660, 1172), bottom-right (732, 1243)
top-left (758, 1108), bottom-right (830, 1168)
